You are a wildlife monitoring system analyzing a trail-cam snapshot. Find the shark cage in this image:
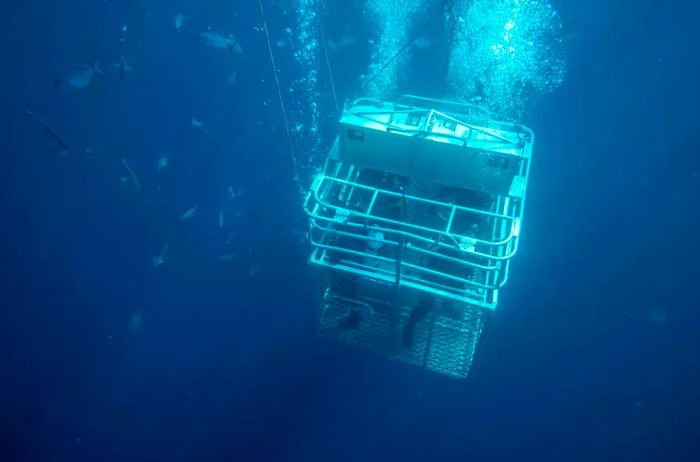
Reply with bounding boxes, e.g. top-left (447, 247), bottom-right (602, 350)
top-left (303, 95), bottom-right (534, 379)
